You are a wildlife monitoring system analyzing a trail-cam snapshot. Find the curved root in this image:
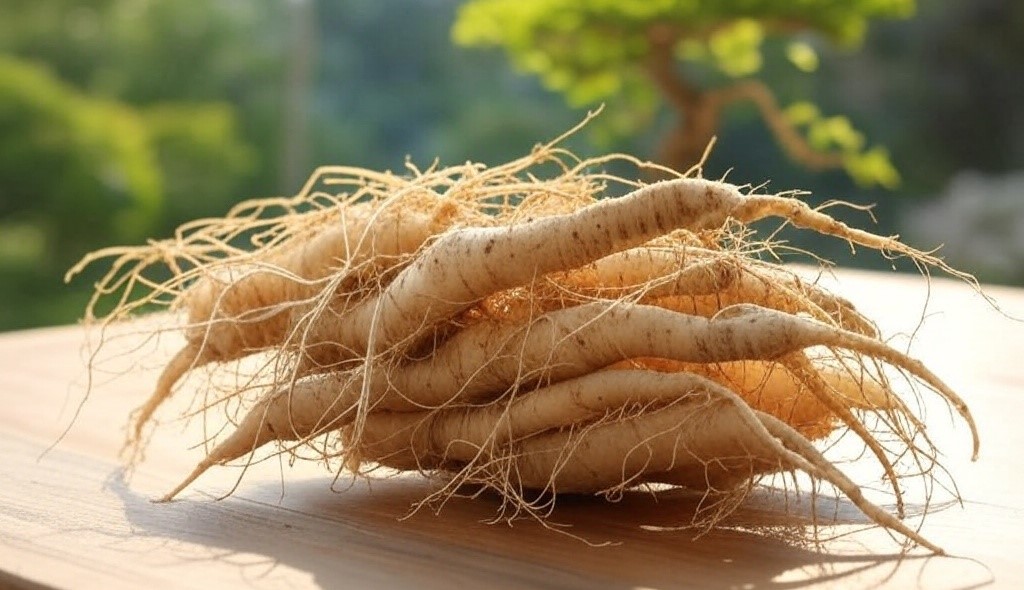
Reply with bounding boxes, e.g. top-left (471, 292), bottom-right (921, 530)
top-left (72, 133), bottom-right (979, 554)
top-left (348, 369), bottom-right (943, 552)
